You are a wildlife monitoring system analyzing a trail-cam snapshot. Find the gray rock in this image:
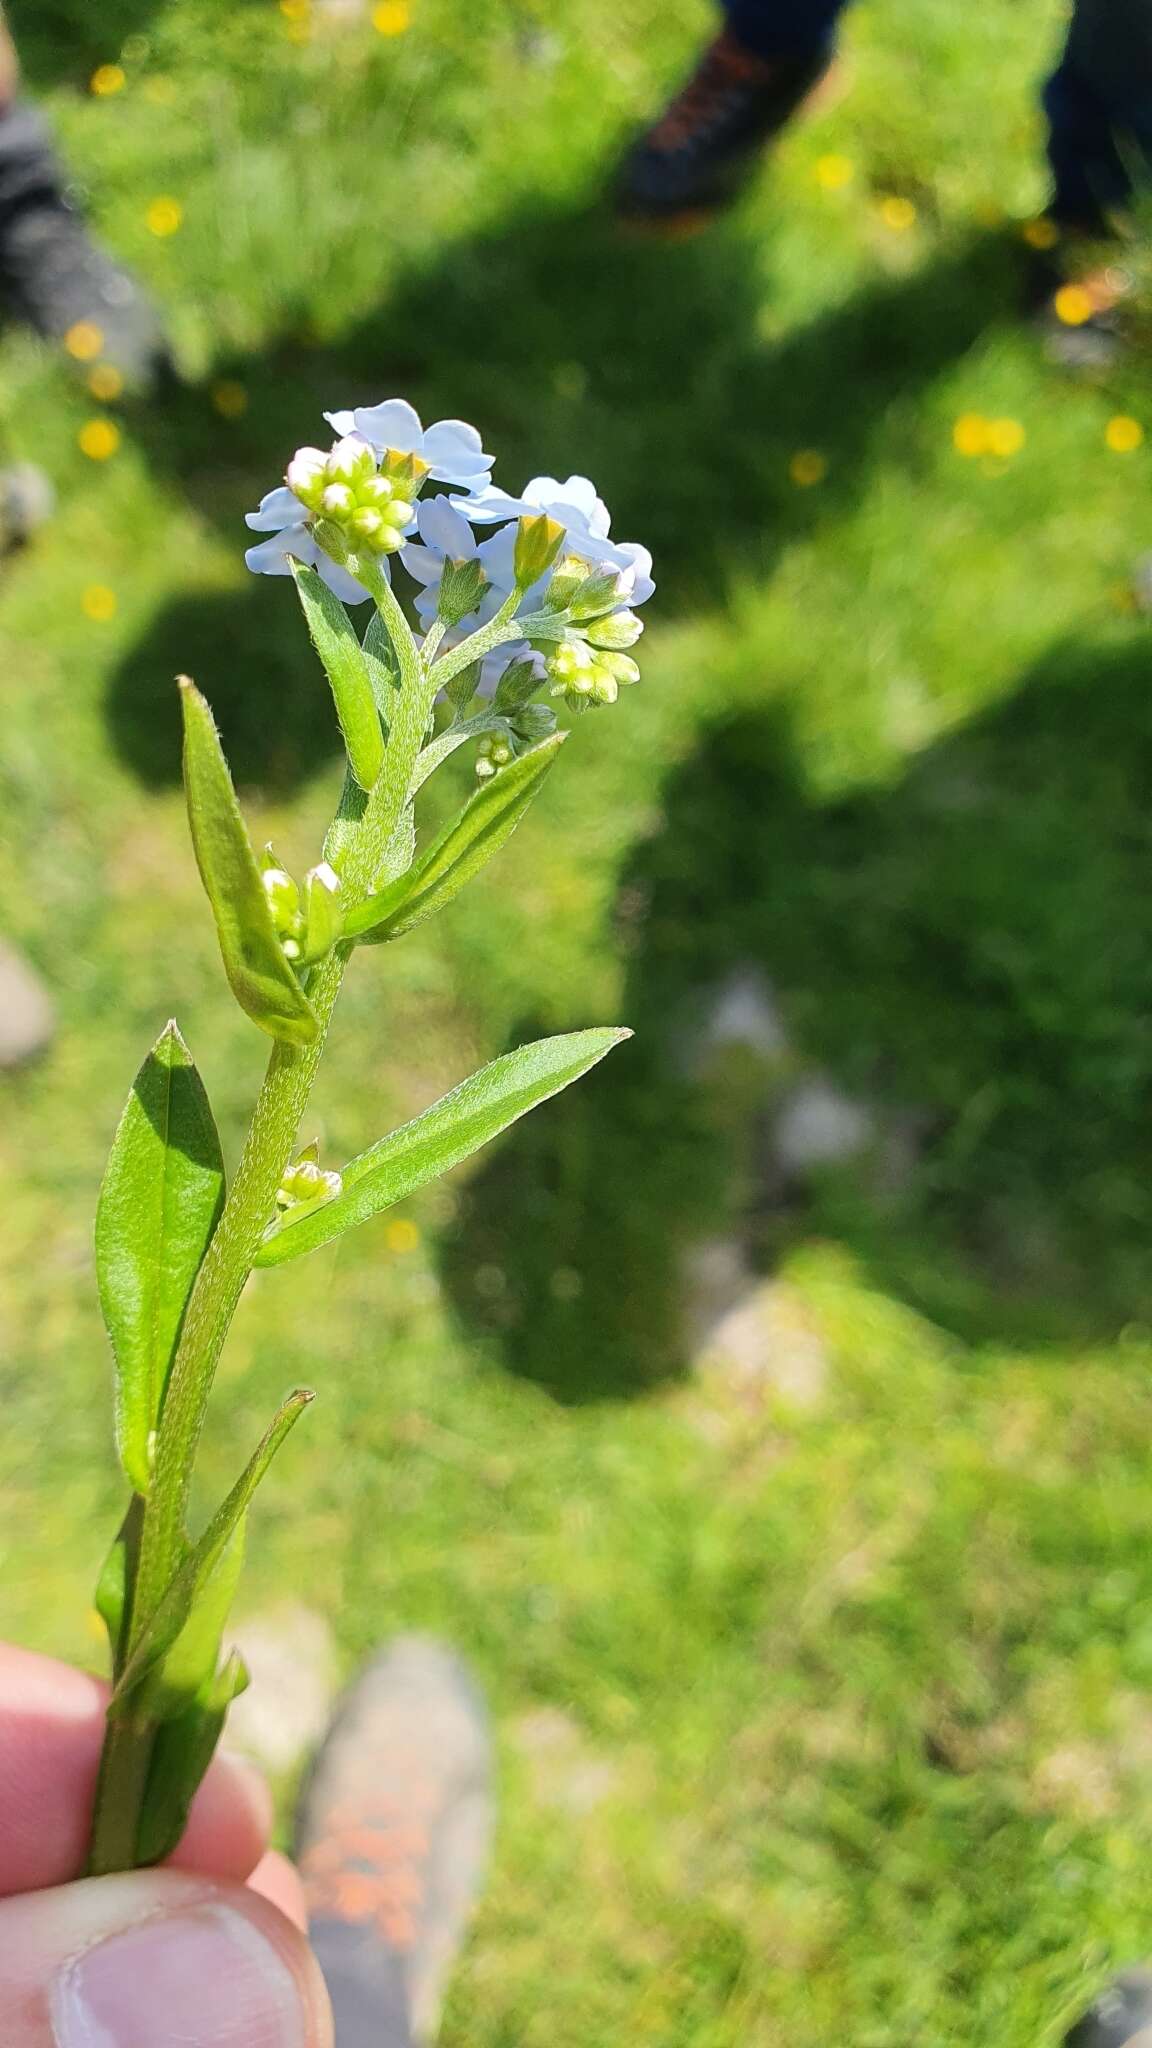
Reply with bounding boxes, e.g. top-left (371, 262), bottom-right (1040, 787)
top-left (0, 942), bottom-right (54, 1068)
top-left (772, 1076), bottom-right (875, 1173)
